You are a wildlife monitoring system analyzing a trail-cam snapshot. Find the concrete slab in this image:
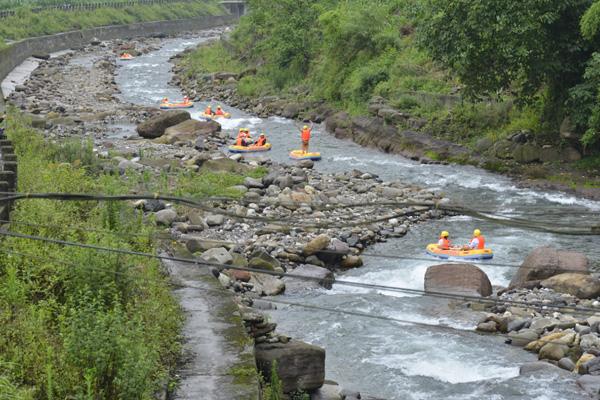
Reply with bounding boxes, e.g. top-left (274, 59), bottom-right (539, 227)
top-left (163, 254), bottom-right (259, 400)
